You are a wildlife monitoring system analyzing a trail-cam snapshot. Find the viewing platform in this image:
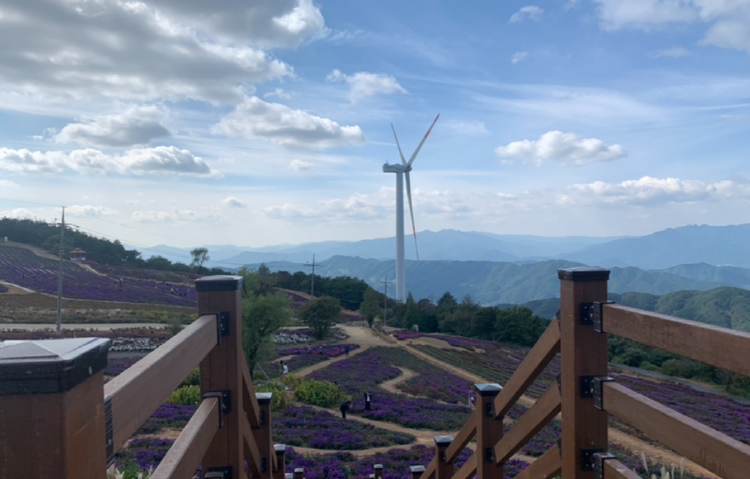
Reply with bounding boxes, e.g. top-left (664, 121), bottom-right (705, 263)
top-left (1, 269), bottom-right (749, 479)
